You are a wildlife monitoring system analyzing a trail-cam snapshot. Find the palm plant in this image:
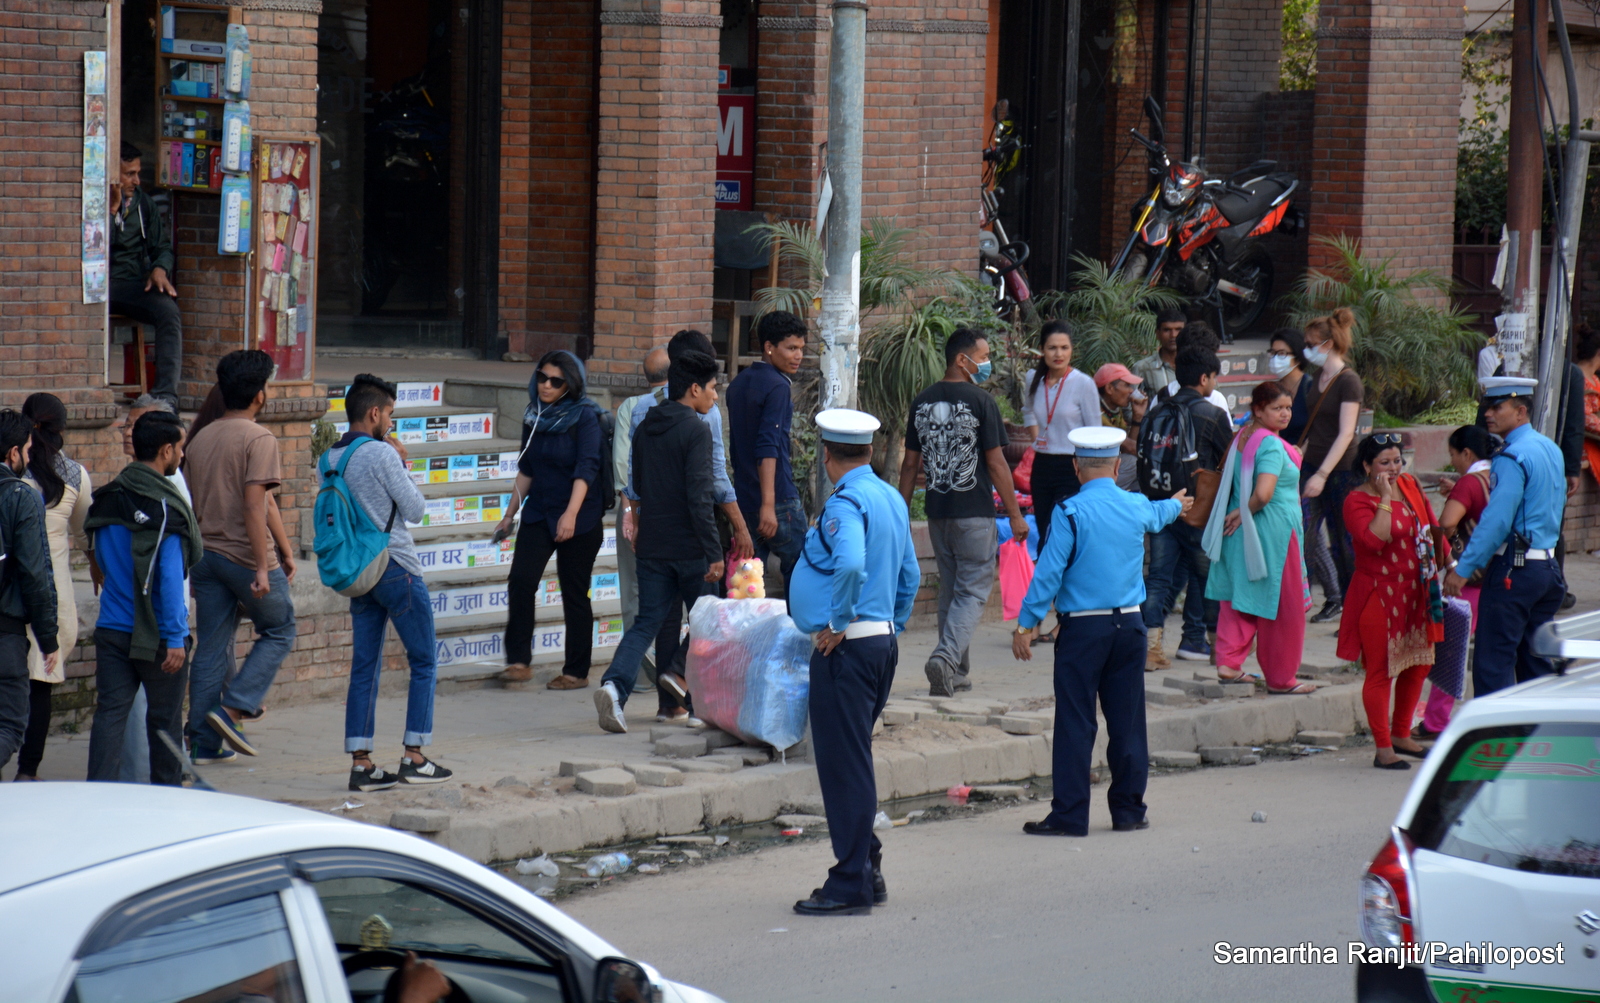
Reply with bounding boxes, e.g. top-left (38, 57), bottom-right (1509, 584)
top-left (746, 217), bottom-right (943, 320)
top-left (1279, 235), bottom-right (1482, 418)
top-left (1033, 255), bottom-right (1184, 375)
